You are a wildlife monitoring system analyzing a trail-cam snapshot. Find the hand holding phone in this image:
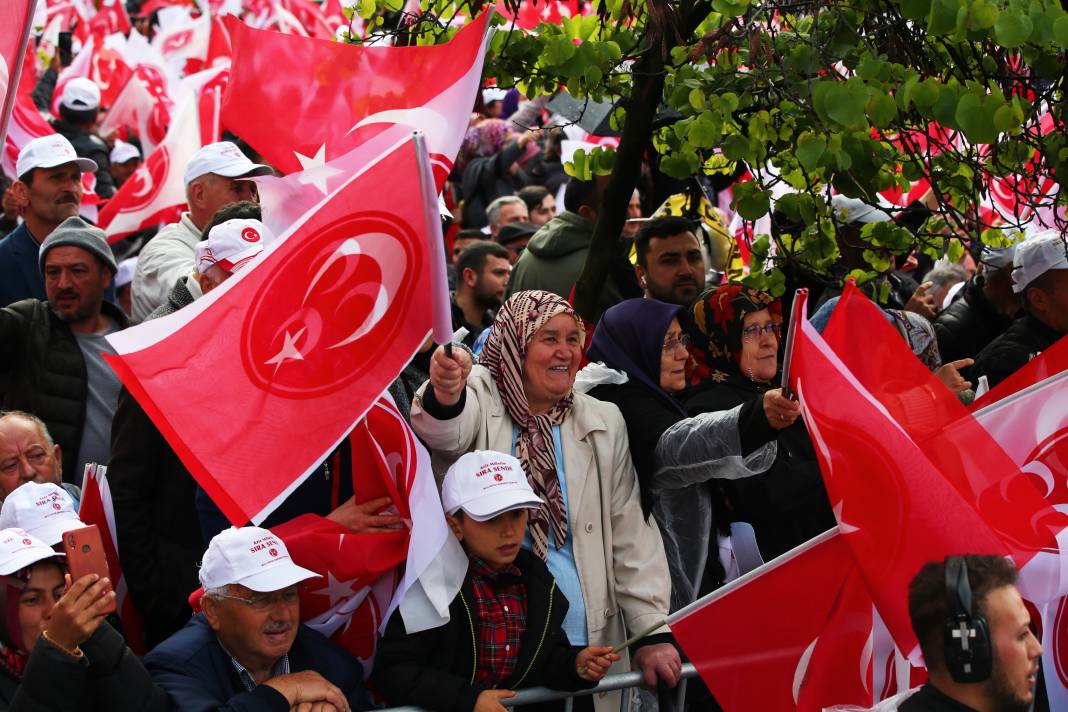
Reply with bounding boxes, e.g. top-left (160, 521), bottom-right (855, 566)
top-left (61, 526), bottom-right (116, 614)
